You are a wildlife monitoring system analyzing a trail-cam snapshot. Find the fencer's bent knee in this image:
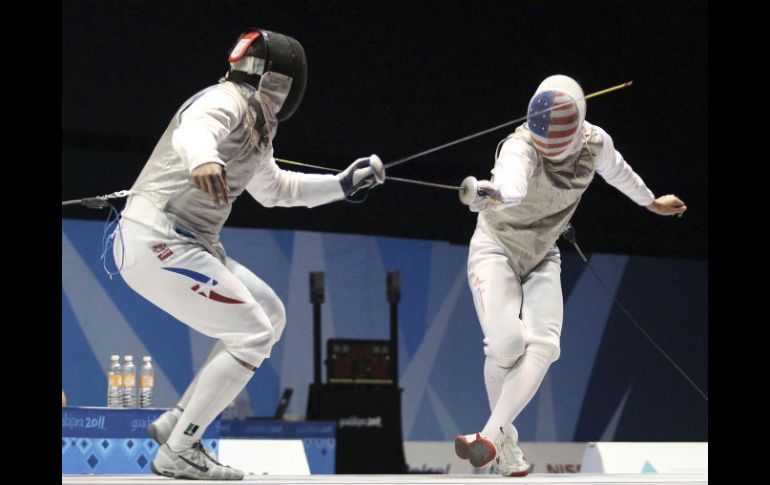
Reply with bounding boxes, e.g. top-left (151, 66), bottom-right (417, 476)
top-left (271, 300), bottom-right (287, 342)
top-left (486, 354), bottom-right (518, 368)
top-left (484, 331), bottom-right (526, 368)
top-left (526, 342), bottom-right (561, 365)
top-left (223, 302), bottom-right (277, 361)
top-left (253, 290), bottom-right (286, 342)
